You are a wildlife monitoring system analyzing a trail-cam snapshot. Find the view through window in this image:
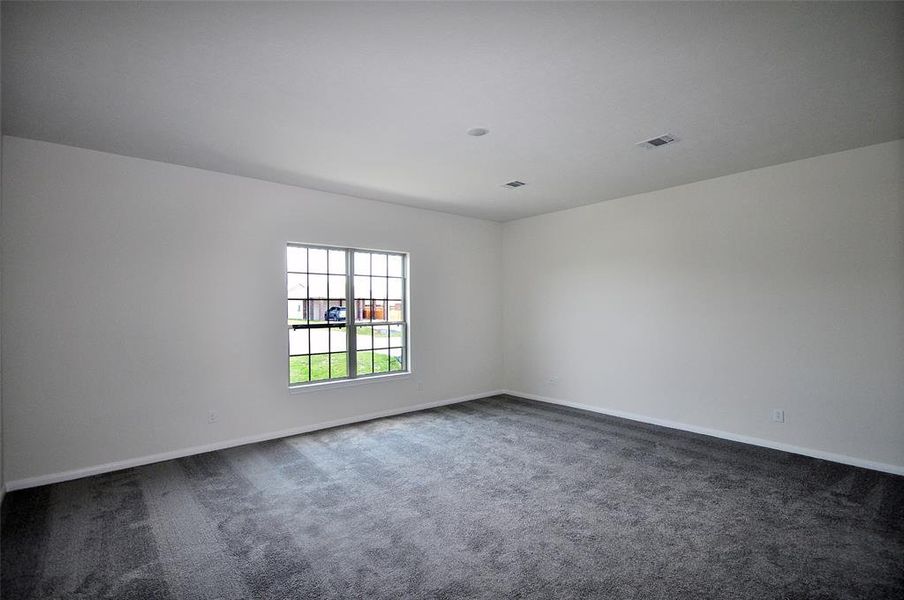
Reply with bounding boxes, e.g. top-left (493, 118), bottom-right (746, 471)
top-left (287, 244), bottom-right (407, 385)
